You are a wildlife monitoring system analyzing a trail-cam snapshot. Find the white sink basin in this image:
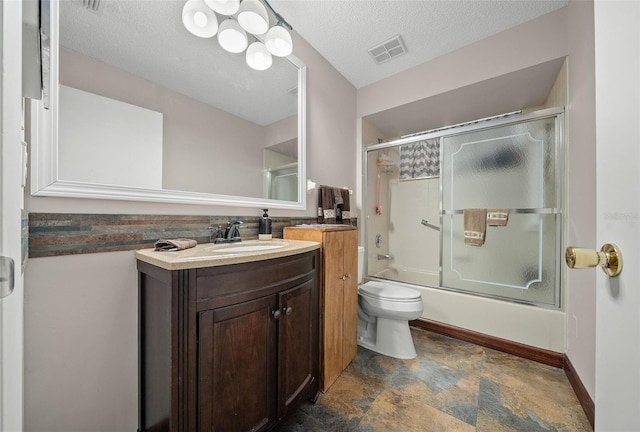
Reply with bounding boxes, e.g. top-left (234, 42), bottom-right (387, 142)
top-left (205, 240), bottom-right (286, 254)
top-left (210, 244), bottom-right (284, 253)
